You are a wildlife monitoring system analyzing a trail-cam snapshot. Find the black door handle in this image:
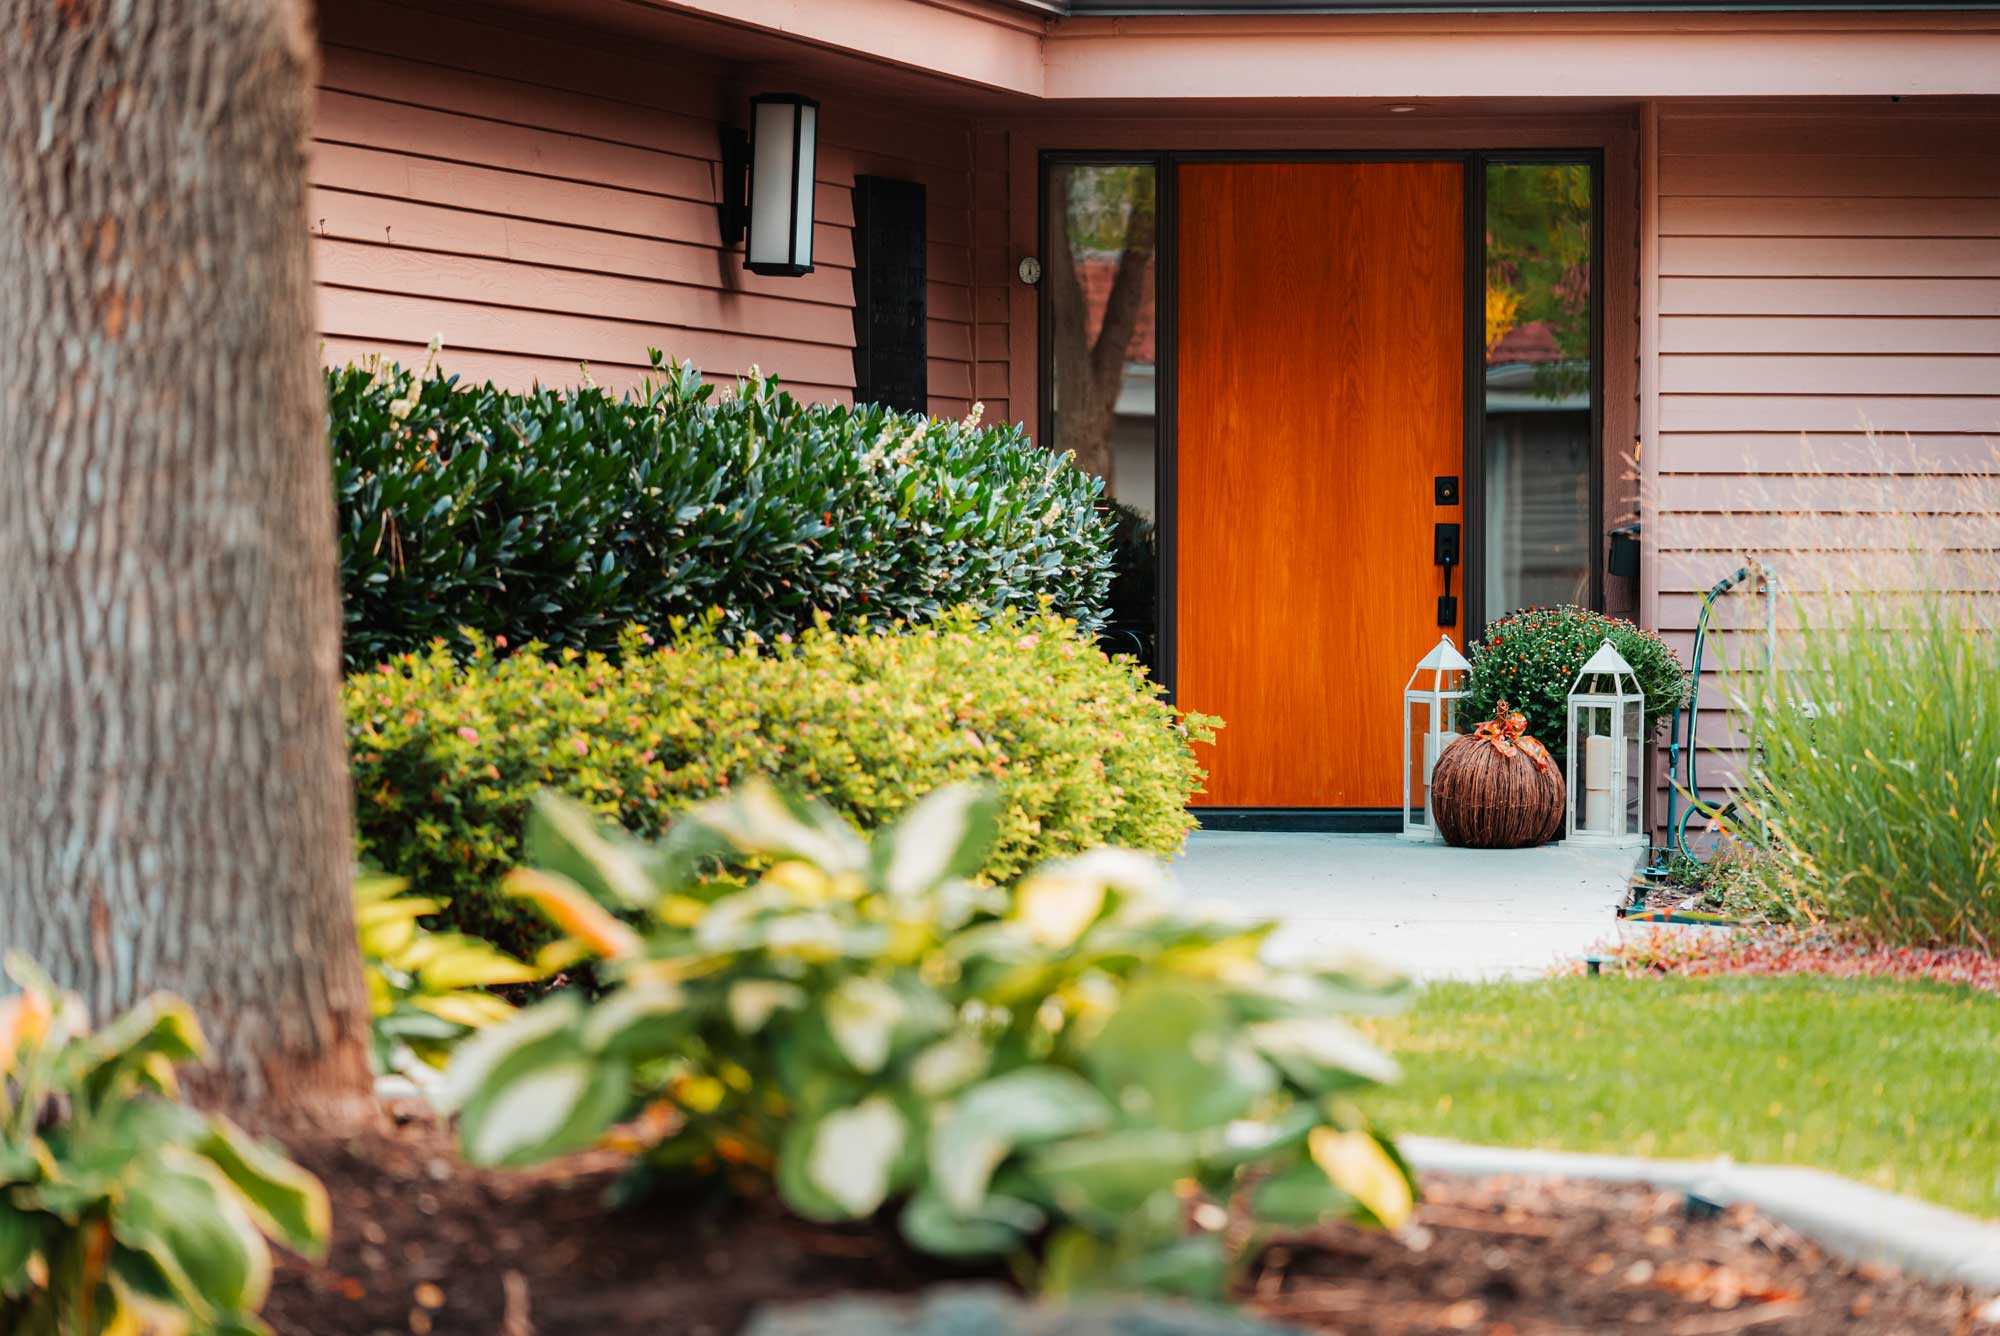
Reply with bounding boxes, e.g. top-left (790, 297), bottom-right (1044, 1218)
top-left (1434, 523), bottom-right (1460, 627)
